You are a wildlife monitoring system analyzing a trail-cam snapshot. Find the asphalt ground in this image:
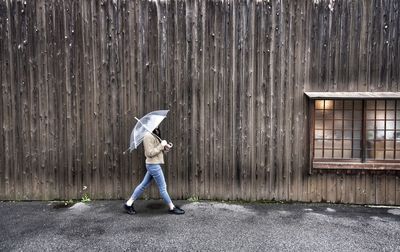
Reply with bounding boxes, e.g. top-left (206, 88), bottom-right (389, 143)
top-left (0, 200), bottom-right (399, 251)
